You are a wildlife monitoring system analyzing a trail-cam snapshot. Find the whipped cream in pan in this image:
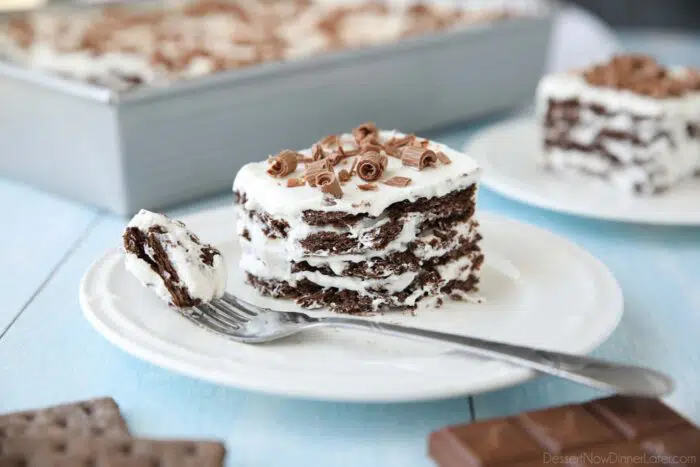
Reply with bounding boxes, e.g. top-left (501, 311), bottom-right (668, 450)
top-left (123, 209), bottom-right (227, 307)
top-left (0, 0), bottom-right (547, 89)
